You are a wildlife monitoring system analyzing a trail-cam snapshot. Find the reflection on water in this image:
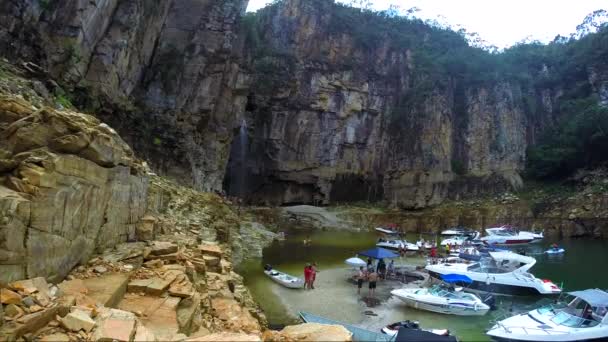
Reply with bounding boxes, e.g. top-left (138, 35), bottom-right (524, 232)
top-left (236, 228), bottom-right (608, 341)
